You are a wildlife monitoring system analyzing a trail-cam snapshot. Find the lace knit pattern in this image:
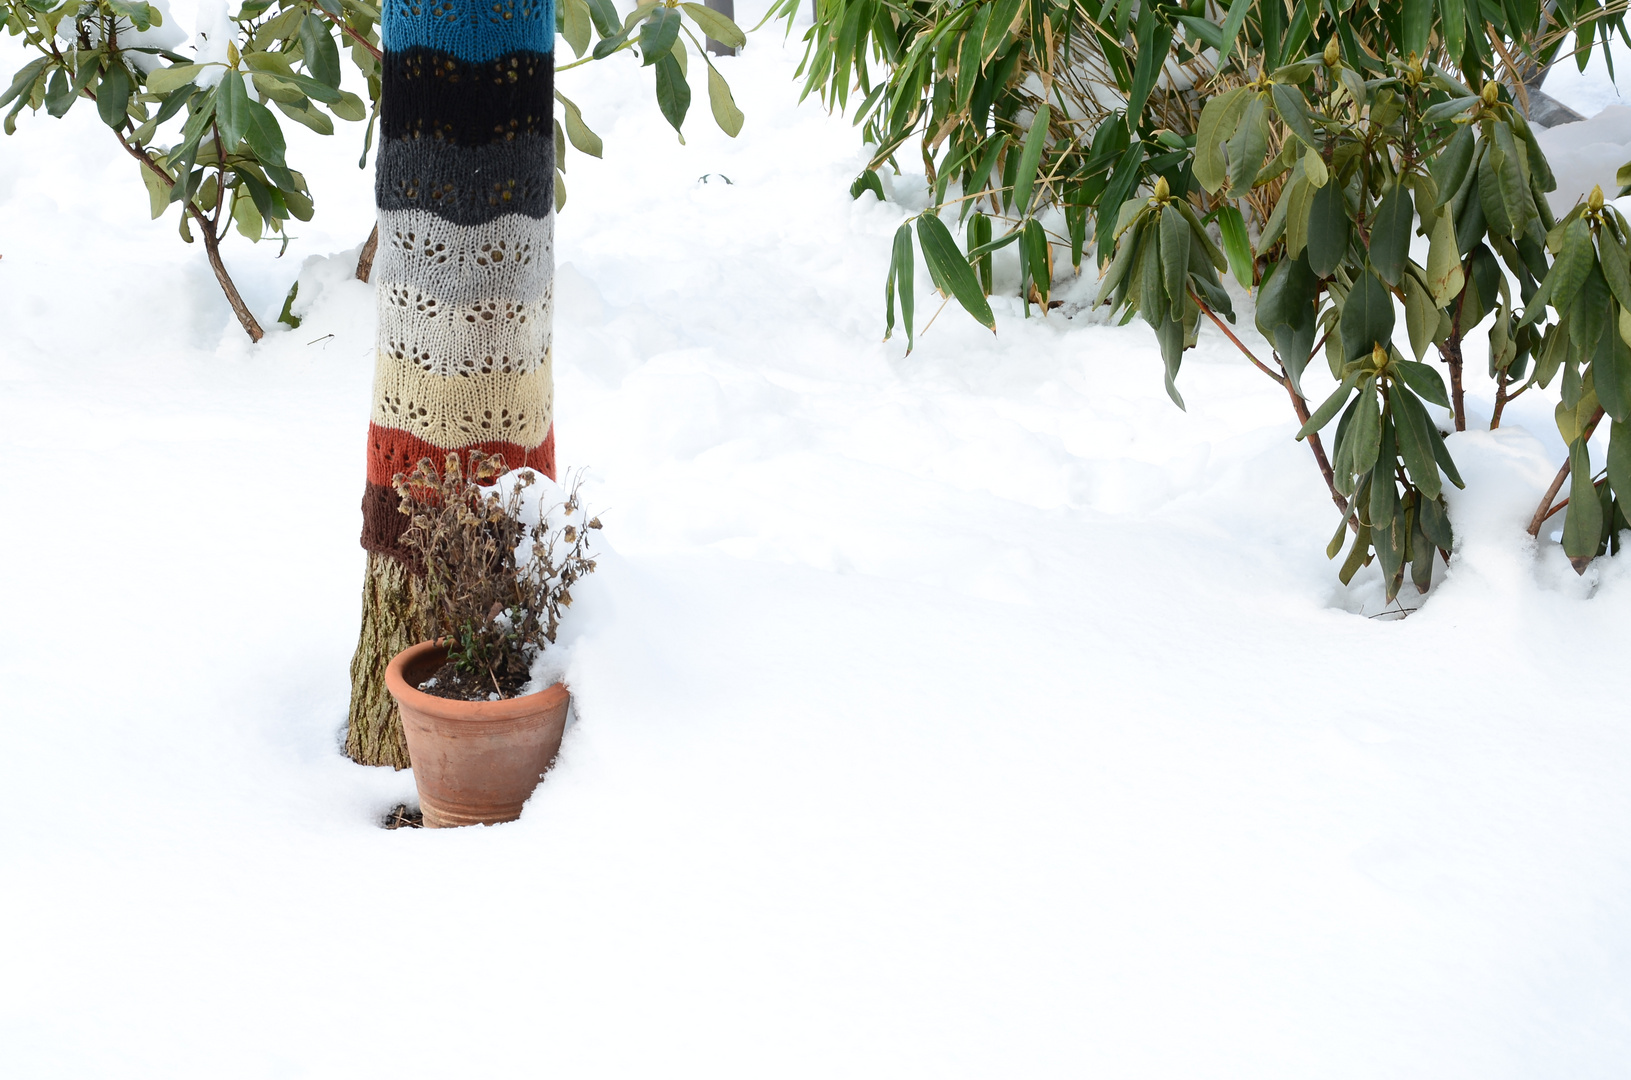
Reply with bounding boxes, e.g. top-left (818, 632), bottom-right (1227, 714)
top-left (363, 1), bottom-right (554, 559)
